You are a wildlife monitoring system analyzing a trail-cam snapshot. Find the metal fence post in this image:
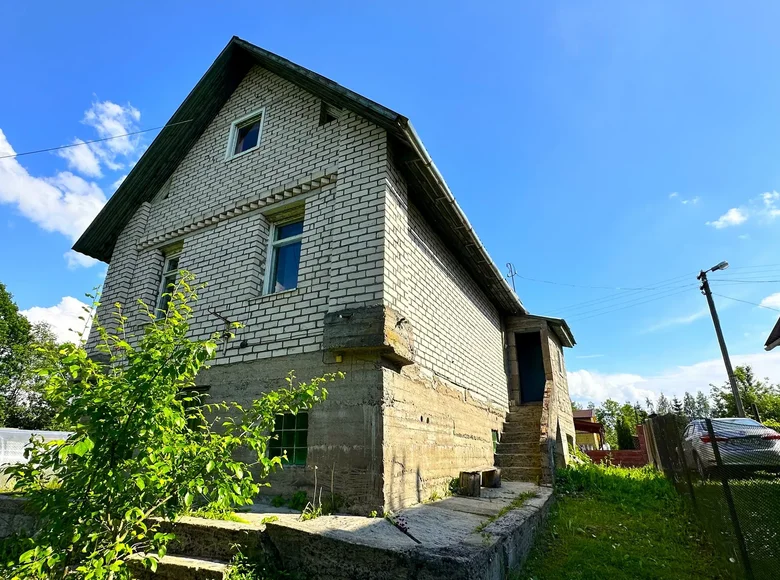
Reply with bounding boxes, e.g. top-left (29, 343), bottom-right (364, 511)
top-left (705, 418), bottom-right (754, 580)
